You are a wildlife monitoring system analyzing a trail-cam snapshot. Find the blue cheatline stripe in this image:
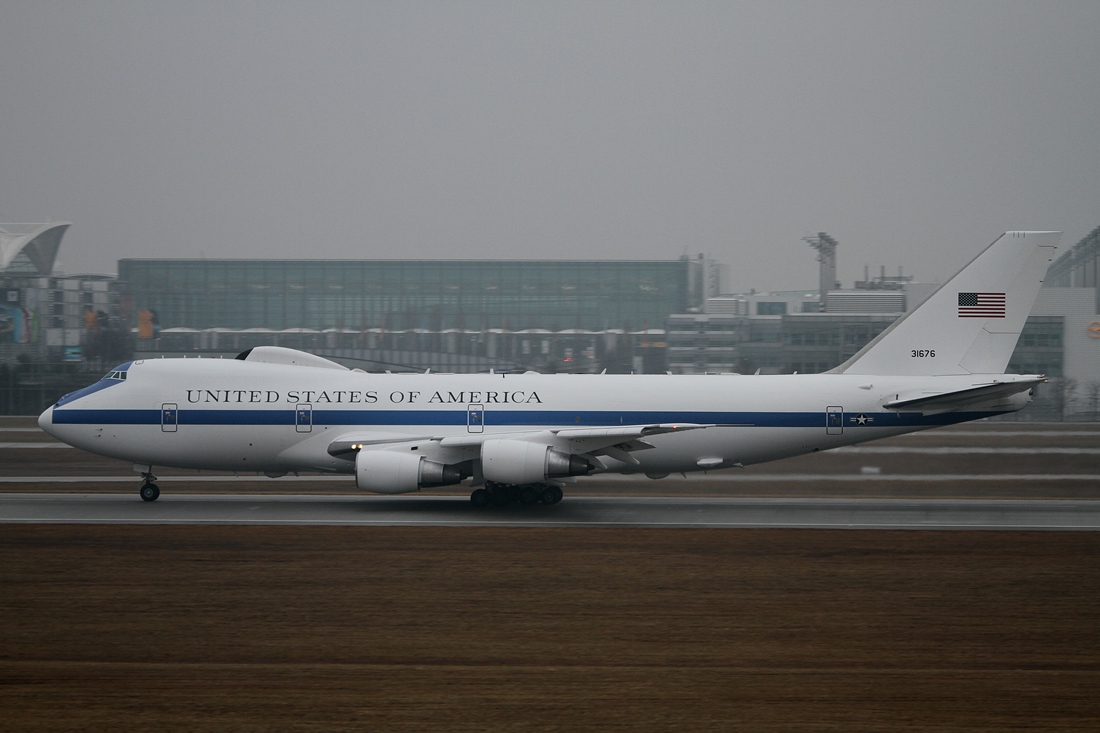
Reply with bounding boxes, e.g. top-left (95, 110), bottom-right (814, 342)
top-left (54, 409), bottom-right (161, 425)
top-left (181, 410), bottom-right (295, 426)
top-left (51, 408), bottom-right (1006, 428)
